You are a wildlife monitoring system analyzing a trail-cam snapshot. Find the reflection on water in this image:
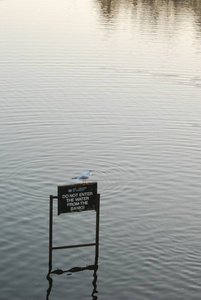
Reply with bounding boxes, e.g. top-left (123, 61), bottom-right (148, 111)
top-left (96, 0), bottom-right (201, 39)
top-left (97, 0), bottom-right (201, 19)
top-left (46, 257), bottom-right (99, 299)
